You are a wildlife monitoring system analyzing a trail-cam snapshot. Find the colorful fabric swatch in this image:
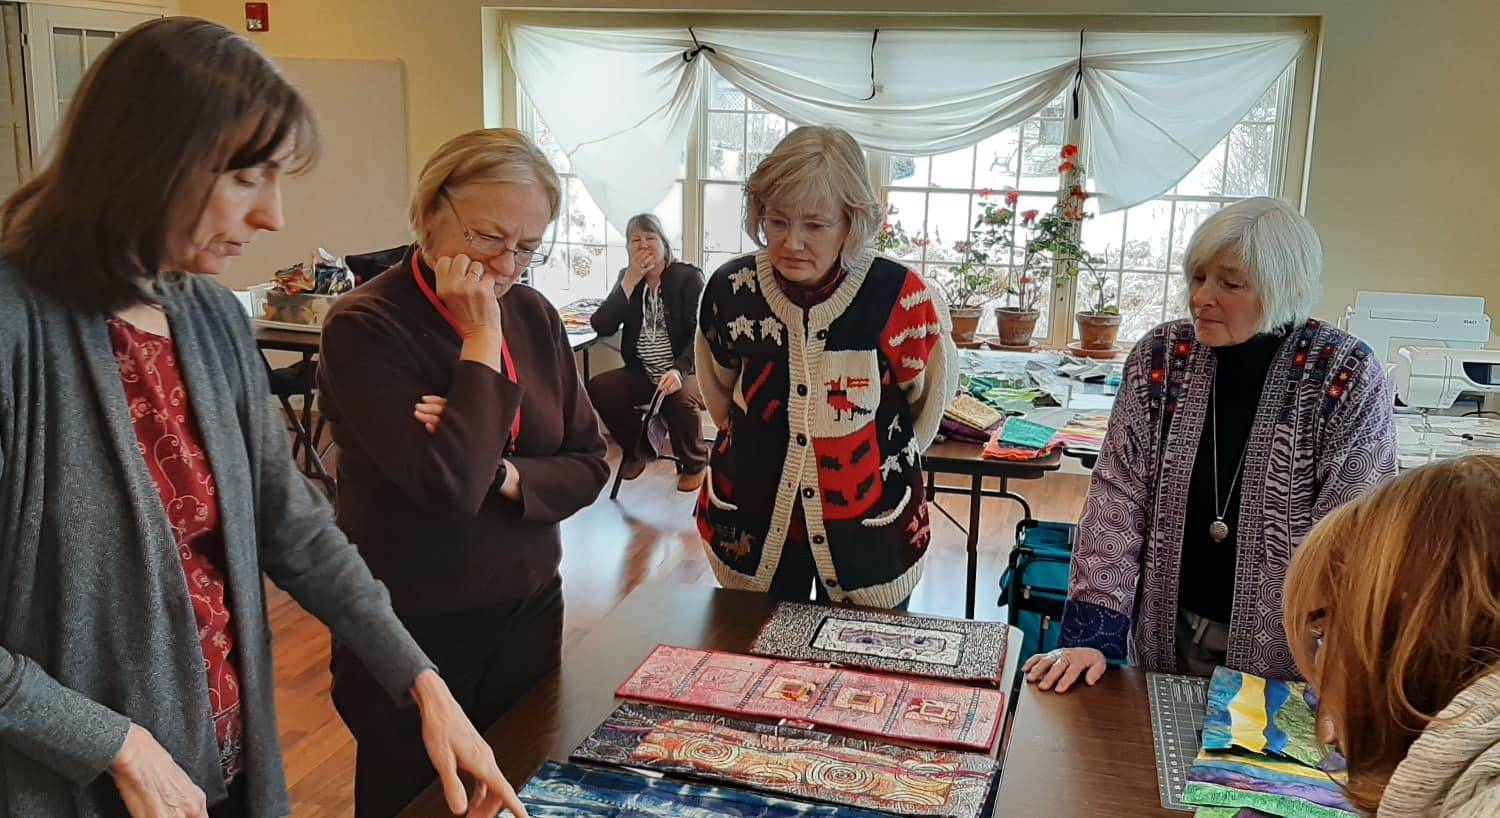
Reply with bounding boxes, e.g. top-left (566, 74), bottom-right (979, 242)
top-left (750, 601), bottom-right (1009, 683)
top-left (572, 702), bottom-right (998, 818)
top-left (982, 423), bottom-right (1062, 462)
top-left (508, 760), bottom-right (892, 817)
top-left (1202, 667), bottom-right (1326, 768)
top-left (1181, 751), bottom-right (1355, 818)
top-left (616, 645), bottom-right (1004, 751)
top-left (996, 417), bottom-right (1058, 449)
